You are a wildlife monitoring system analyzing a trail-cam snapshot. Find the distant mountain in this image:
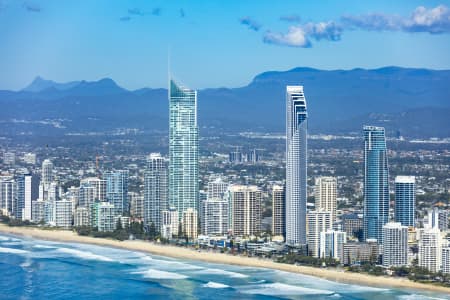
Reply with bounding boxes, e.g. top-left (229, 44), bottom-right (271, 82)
top-left (199, 66), bottom-right (450, 136)
top-left (22, 76), bottom-right (81, 93)
top-left (1, 67), bottom-right (449, 138)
